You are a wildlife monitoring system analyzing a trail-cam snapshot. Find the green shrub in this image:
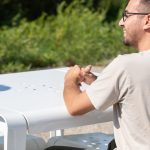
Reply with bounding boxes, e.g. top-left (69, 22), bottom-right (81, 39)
top-left (0, 1), bottom-right (134, 73)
